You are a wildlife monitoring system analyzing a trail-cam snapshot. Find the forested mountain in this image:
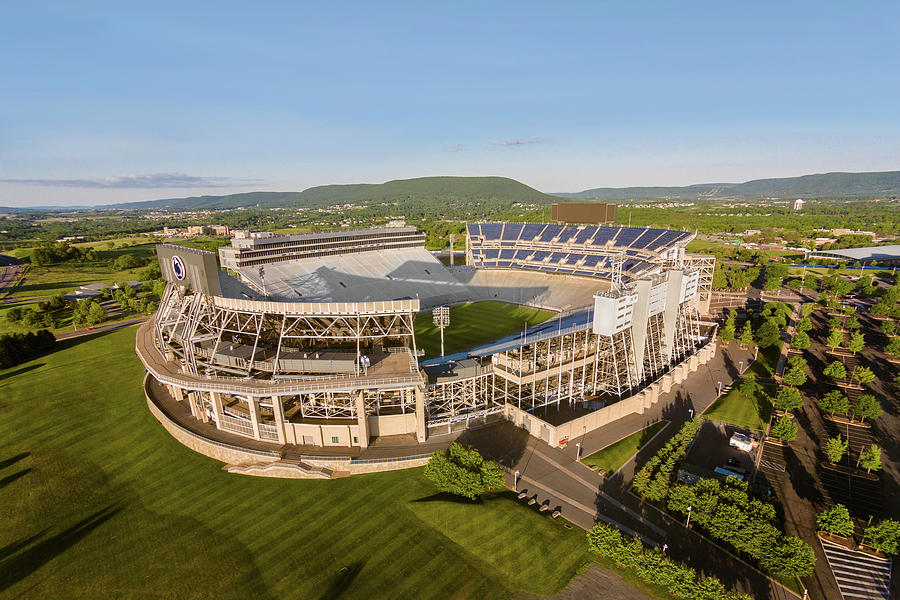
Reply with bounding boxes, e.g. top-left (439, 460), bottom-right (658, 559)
top-left (559, 170), bottom-right (900, 200)
top-left (110, 176), bottom-right (559, 211)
